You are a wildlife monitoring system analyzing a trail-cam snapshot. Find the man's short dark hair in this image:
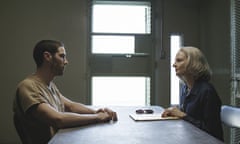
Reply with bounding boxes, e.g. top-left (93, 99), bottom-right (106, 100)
top-left (33, 40), bottom-right (64, 67)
